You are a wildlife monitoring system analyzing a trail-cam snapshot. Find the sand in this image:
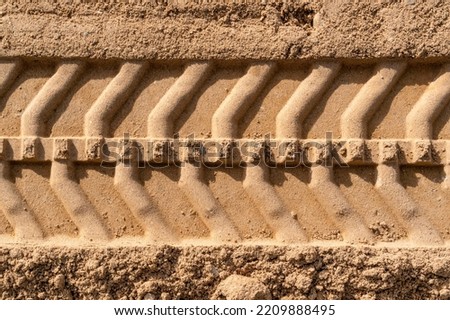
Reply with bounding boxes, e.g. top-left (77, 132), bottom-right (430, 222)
top-left (0, 0), bottom-right (449, 300)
